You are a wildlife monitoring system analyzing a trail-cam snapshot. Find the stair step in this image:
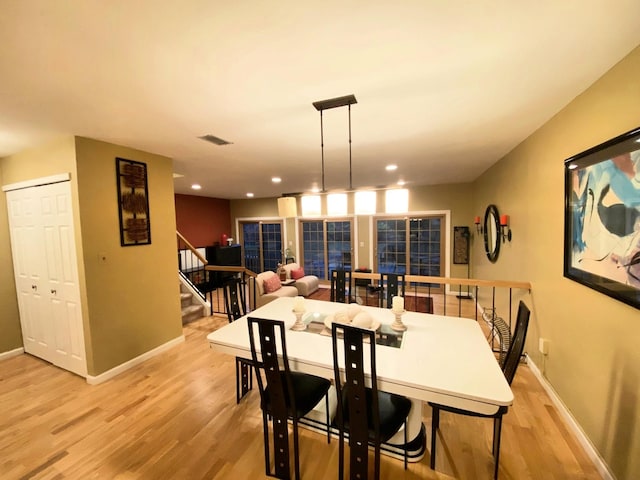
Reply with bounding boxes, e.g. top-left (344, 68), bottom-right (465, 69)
top-left (181, 304), bottom-right (205, 324)
top-left (180, 292), bottom-right (193, 307)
